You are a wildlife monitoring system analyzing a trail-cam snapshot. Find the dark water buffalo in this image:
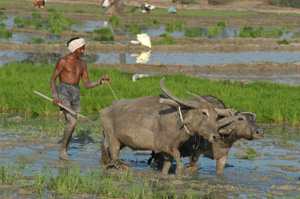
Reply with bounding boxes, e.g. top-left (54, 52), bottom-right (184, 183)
top-left (100, 78), bottom-right (233, 176)
top-left (149, 95), bottom-right (264, 174)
